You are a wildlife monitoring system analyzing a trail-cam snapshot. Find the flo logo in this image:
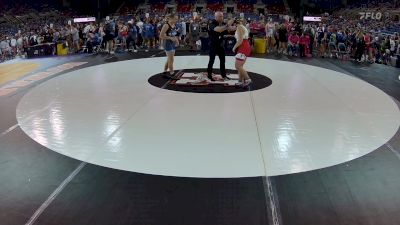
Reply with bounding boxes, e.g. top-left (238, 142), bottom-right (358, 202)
top-left (359, 12), bottom-right (382, 20)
